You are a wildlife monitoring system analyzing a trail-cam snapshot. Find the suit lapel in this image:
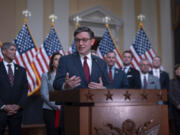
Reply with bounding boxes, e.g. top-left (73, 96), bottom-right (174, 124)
top-left (91, 55), bottom-right (98, 82)
top-left (73, 53), bottom-right (87, 83)
top-left (13, 64), bottom-right (20, 87)
top-left (113, 68), bottom-right (119, 85)
top-left (0, 62), bottom-right (12, 86)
